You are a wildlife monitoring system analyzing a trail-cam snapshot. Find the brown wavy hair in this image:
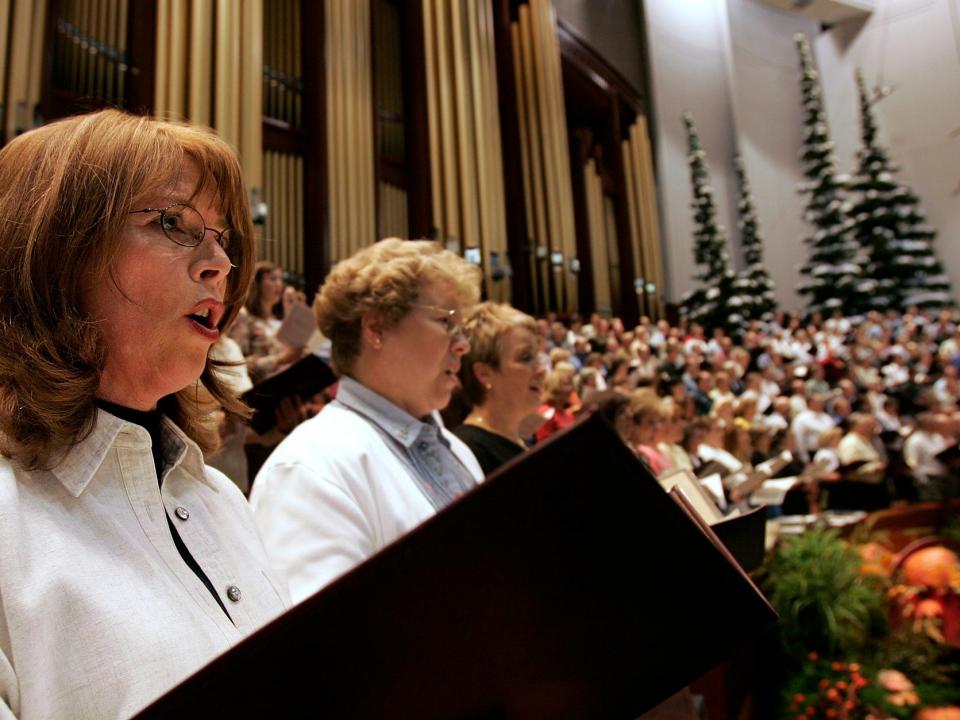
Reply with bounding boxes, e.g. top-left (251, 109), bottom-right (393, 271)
top-left (314, 238), bottom-right (481, 374)
top-left (244, 260), bottom-right (281, 319)
top-left (0, 109), bottom-right (255, 470)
